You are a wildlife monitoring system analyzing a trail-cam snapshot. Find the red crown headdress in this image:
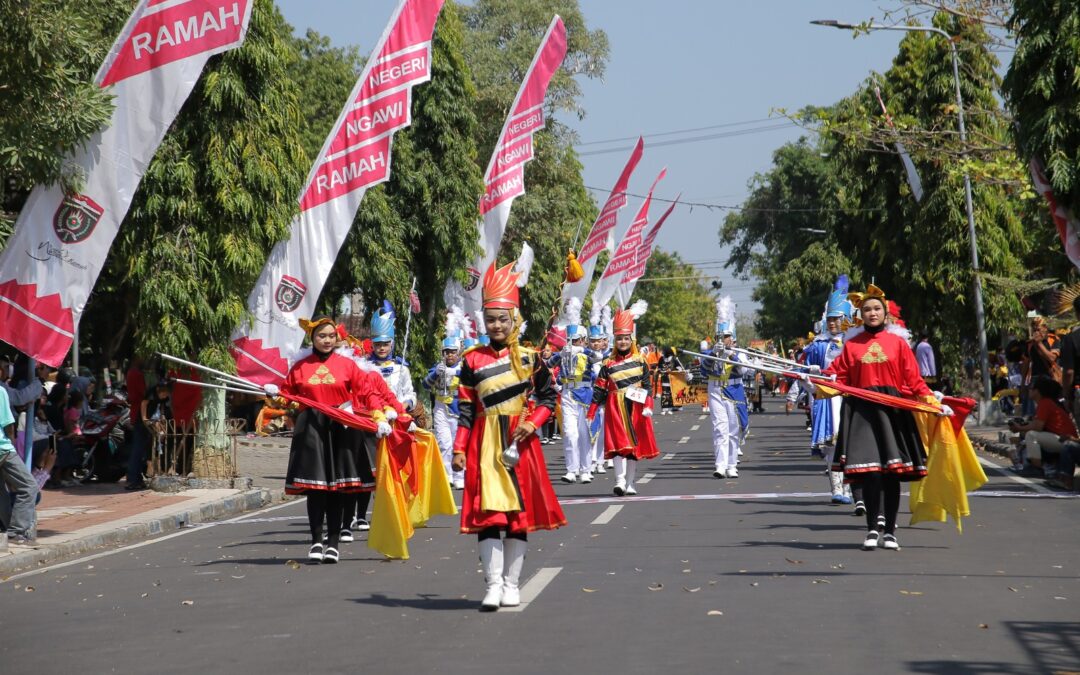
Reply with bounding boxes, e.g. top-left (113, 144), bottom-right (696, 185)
top-left (482, 261), bottom-right (521, 310)
top-left (612, 309), bottom-right (635, 335)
